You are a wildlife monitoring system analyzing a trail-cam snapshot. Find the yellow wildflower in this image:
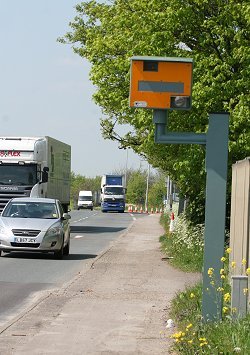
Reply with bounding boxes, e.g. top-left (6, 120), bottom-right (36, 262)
top-left (221, 275), bottom-right (226, 279)
top-left (199, 337), bottom-right (207, 342)
top-left (210, 281), bottom-right (215, 286)
top-left (231, 261), bottom-right (236, 268)
top-left (190, 293), bottom-right (195, 299)
top-left (226, 247), bottom-right (232, 254)
top-left (171, 331), bottom-right (185, 339)
top-left (220, 268), bottom-right (225, 274)
top-left (199, 338), bottom-right (208, 347)
top-left (224, 293), bottom-right (231, 302)
top-left (223, 307), bottom-right (229, 313)
top-left (246, 268), bottom-right (250, 275)
top-left (243, 288), bottom-right (248, 296)
top-left (188, 340), bottom-right (193, 344)
top-left (186, 323), bottom-right (193, 330)
top-left (242, 258), bottom-right (247, 265)
top-left (221, 256), bottom-right (226, 262)
top-left (208, 268), bottom-right (214, 277)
